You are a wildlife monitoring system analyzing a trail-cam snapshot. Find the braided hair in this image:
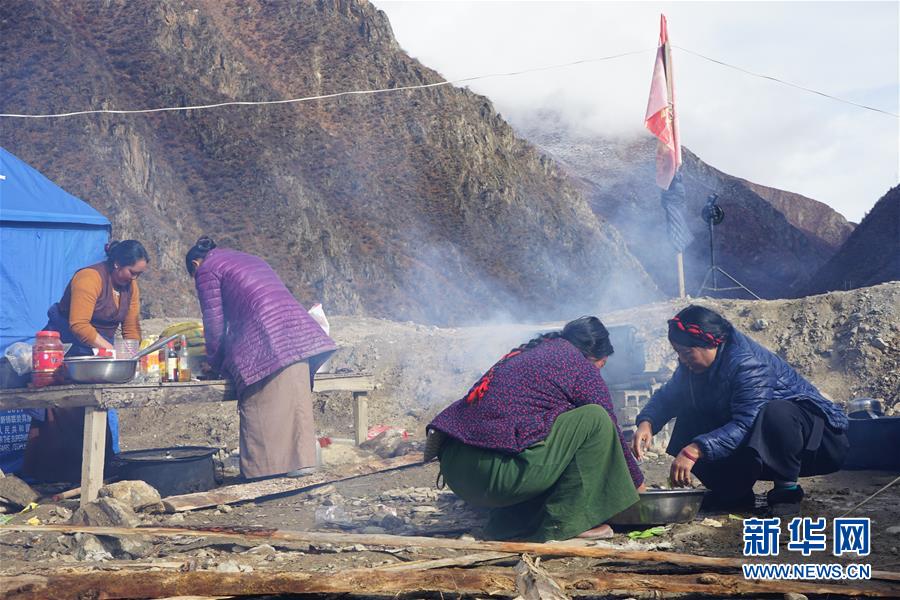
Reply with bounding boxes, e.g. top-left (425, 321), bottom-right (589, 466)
top-left (465, 316), bottom-right (614, 404)
top-left (667, 305), bottom-right (733, 348)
